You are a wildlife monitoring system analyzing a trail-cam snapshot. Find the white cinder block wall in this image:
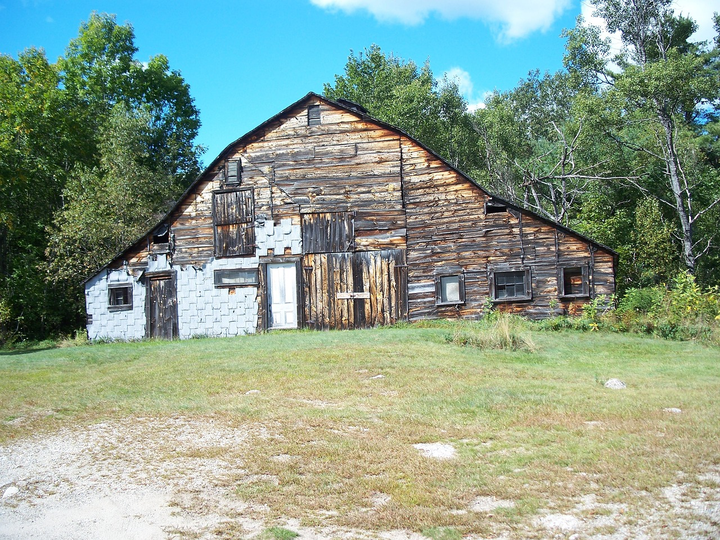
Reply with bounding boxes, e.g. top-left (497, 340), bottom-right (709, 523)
top-left (85, 269), bottom-right (146, 341)
top-left (85, 218), bottom-right (302, 341)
